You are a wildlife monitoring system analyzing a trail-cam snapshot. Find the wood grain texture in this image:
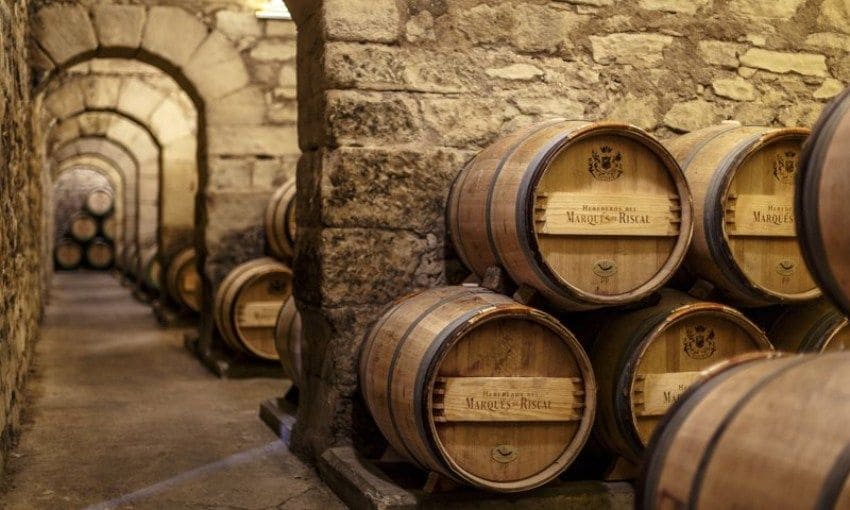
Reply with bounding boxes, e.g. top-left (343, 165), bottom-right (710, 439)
top-left (642, 353), bottom-right (850, 510)
top-left (798, 88), bottom-right (850, 315)
top-left (274, 296), bottom-right (303, 386)
top-left (448, 120), bottom-right (693, 310)
top-left (769, 299), bottom-right (849, 352)
top-left (140, 247), bottom-right (161, 291)
top-left (264, 179), bottom-right (297, 261)
top-left (359, 286), bottom-right (595, 492)
top-left (55, 239), bottom-right (82, 269)
top-left (85, 188), bottom-right (114, 217)
top-left (70, 213), bottom-right (98, 242)
top-left (214, 257), bottom-right (292, 361)
top-left (100, 215), bottom-right (116, 241)
top-left (590, 290), bottom-right (772, 462)
top-left (165, 247), bottom-right (201, 313)
top-left (85, 239), bottom-right (114, 269)
top-left (665, 125), bottom-right (820, 306)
